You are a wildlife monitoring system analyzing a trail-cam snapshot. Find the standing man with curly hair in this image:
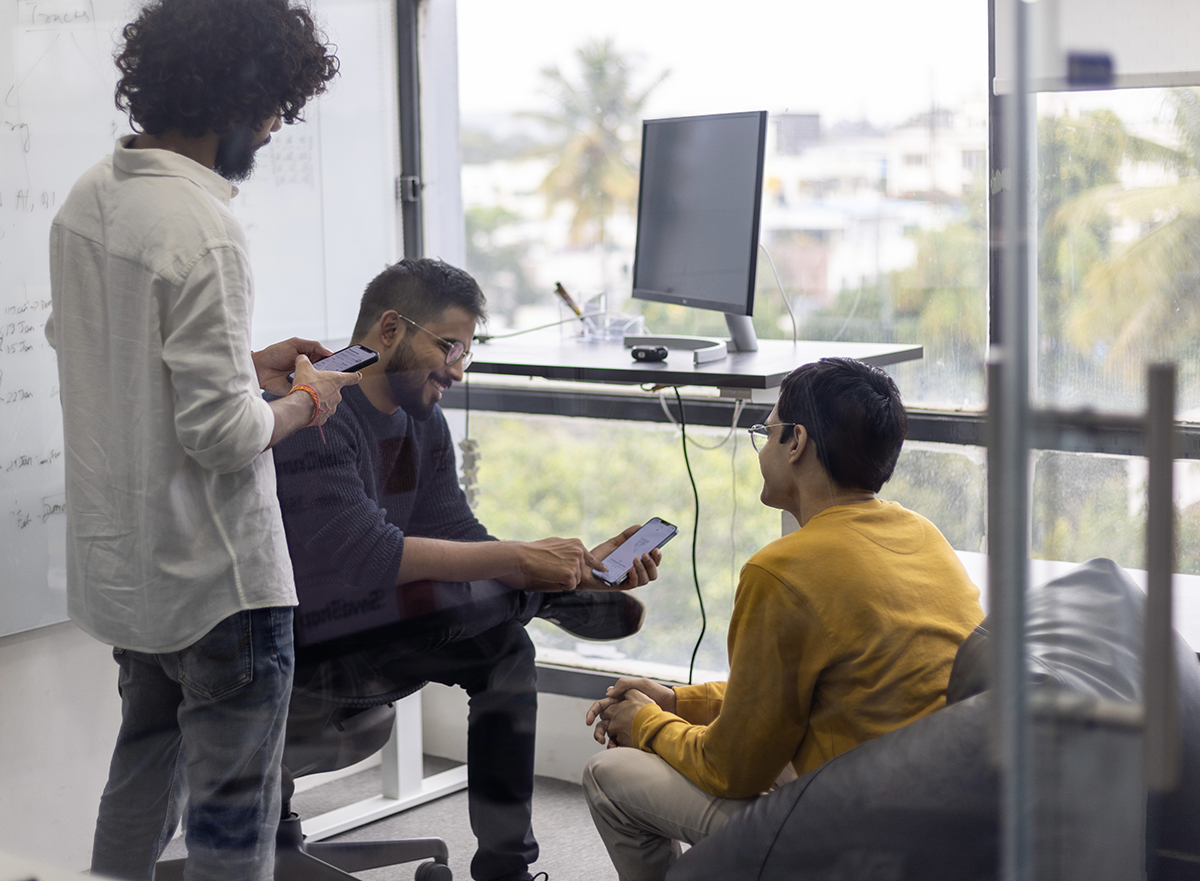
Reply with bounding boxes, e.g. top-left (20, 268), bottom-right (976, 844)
top-left (45, 1), bottom-right (359, 878)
